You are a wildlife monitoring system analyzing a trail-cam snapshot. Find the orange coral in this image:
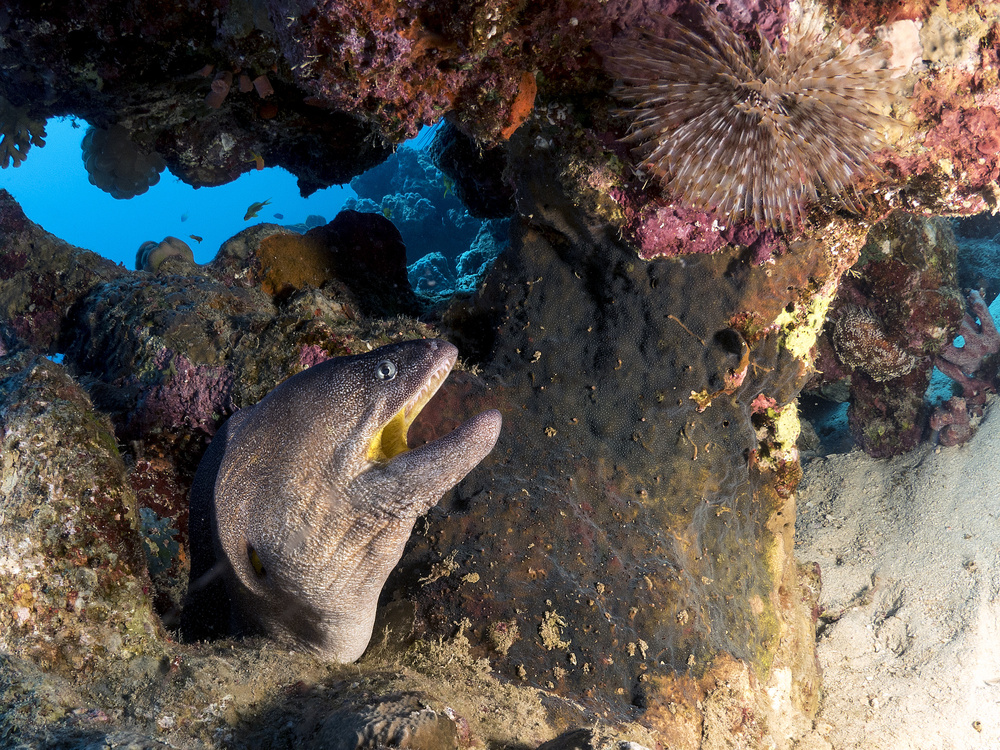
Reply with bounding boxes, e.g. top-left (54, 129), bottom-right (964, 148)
top-left (256, 233), bottom-right (337, 297)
